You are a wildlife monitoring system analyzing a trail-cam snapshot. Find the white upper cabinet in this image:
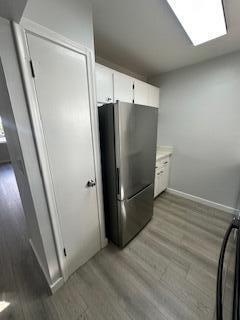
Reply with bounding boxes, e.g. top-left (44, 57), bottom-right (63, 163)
top-left (134, 79), bottom-right (149, 106)
top-left (148, 84), bottom-right (160, 108)
top-left (113, 71), bottom-right (134, 103)
top-left (134, 80), bottom-right (160, 108)
top-left (95, 63), bottom-right (114, 104)
top-left (95, 63), bottom-right (159, 107)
